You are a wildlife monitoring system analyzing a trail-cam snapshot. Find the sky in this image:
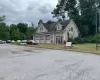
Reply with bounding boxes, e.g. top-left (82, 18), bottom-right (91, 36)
top-left (0, 0), bottom-right (58, 26)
